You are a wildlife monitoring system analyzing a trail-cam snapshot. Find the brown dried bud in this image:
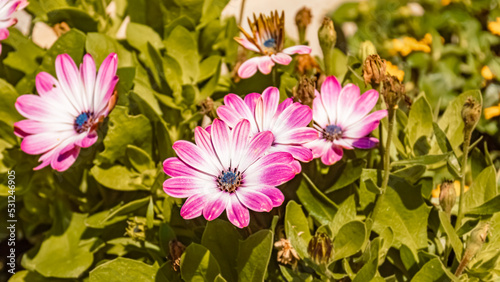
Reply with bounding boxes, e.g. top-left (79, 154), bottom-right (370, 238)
top-left (295, 7), bottom-right (312, 44)
top-left (381, 75), bottom-right (405, 110)
top-left (274, 238), bottom-right (300, 269)
top-left (125, 217), bottom-right (147, 241)
top-left (295, 54), bottom-right (320, 76)
top-left (168, 240), bottom-right (186, 271)
top-left (293, 76), bottom-right (316, 107)
top-left (199, 97), bottom-right (214, 116)
top-left (461, 97), bottom-right (482, 133)
top-left (307, 233), bottom-right (333, 264)
top-left (439, 179), bottom-right (456, 218)
top-left (363, 54), bottom-right (386, 87)
top-left (53, 22), bottom-right (71, 37)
